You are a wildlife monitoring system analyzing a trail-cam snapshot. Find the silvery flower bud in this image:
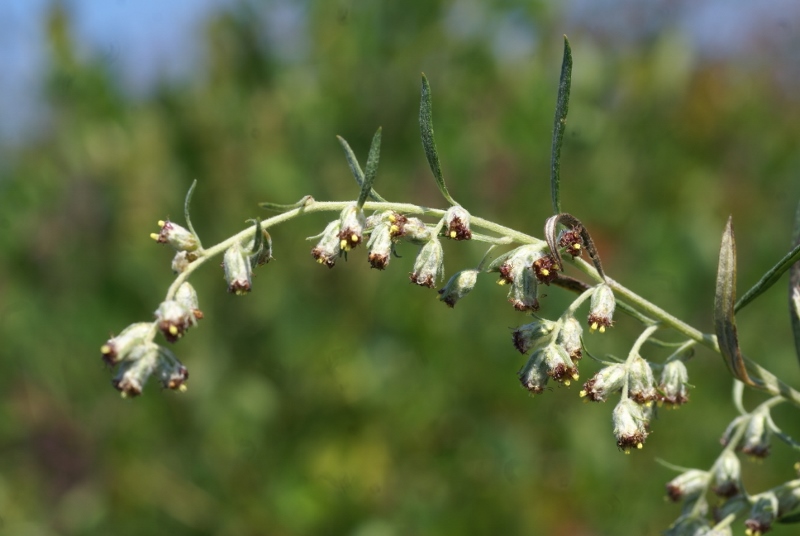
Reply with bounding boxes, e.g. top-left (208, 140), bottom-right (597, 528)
top-left (154, 298), bottom-right (195, 342)
top-left (541, 344), bottom-right (579, 385)
top-left (557, 316), bottom-right (583, 360)
top-left (156, 350), bottom-right (189, 392)
top-left (171, 250), bottom-right (197, 273)
top-left (712, 451), bottom-right (741, 498)
top-left (532, 254), bottom-right (559, 285)
top-left (580, 363), bottom-right (626, 402)
top-left (519, 348), bottom-right (549, 394)
top-left (507, 266), bottom-right (540, 312)
top-left (409, 239), bottom-right (444, 288)
top-left (666, 469), bottom-right (710, 502)
top-left (311, 220), bottom-right (342, 268)
top-left (338, 204), bottom-right (366, 251)
top-left (443, 205), bottom-right (471, 241)
top-left (150, 219), bottom-right (199, 252)
top-left (245, 229), bottom-right (273, 267)
top-left (557, 227), bottom-right (583, 258)
top-left (659, 360), bottom-right (690, 407)
top-left (588, 283), bottom-right (615, 333)
top-left (438, 269), bottom-right (478, 307)
top-left (101, 322), bottom-right (152, 366)
top-left (627, 355), bottom-right (658, 404)
top-left (741, 408), bottom-right (771, 458)
top-left (744, 492), bottom-right (779, 536)
top-left (366, 223), bottom-right (393, 270)
top-left (112, 344), bottom-right (158, 398)
top-left (175, 282), bottom-right (203, 322)
top-left (512, 318), bottom-right (556, 354)
top-left (223, 241), bottom-right (252, 294)
top-left (492, 244), bottom-right (549, 285)
top-left (612, 398), bottom-right (649, 453)
top-left (399, 216), bottom-right (432, 244)
top-left (775, 483), bottom-right (800, 524)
